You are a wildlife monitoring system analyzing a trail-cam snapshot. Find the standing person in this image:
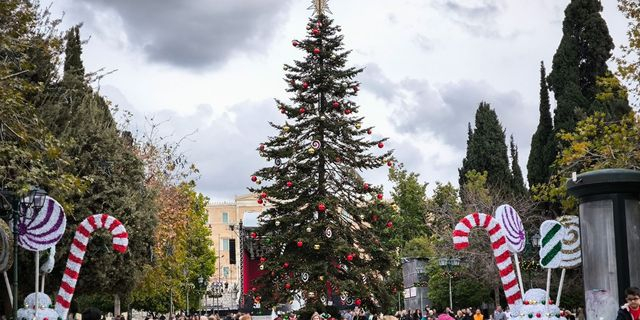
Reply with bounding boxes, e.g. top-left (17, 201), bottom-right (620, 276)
top-left (618, 287), bottom-right (640, 320)
top-left (492, 307), bottom-right (506, 320)
top-left (473, 310), bottom-right (483, 320)
top-left (455, 311), bottom-right (464, 320)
